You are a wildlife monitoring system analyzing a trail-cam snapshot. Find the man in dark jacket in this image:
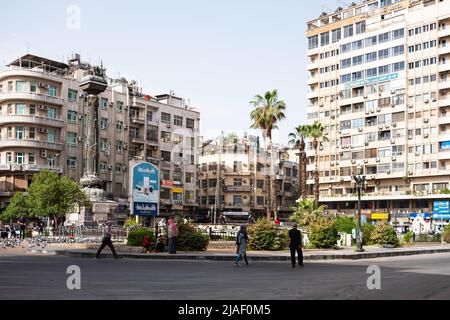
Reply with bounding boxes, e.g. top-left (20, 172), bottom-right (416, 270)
top-left (289, 223), bottom-right (304, 268)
